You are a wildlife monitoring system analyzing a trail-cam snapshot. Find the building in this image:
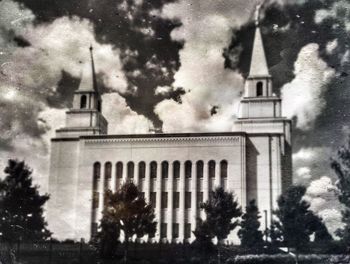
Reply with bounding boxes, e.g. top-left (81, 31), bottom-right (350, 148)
top-left (47, 19), bottom-right (292, 243)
